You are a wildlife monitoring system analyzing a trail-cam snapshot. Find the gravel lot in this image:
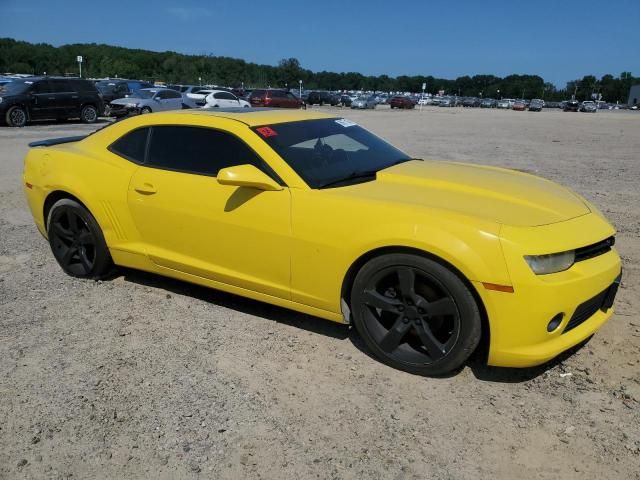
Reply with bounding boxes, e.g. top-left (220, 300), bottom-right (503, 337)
top-left (1, 106), bottom-right (639, 479)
